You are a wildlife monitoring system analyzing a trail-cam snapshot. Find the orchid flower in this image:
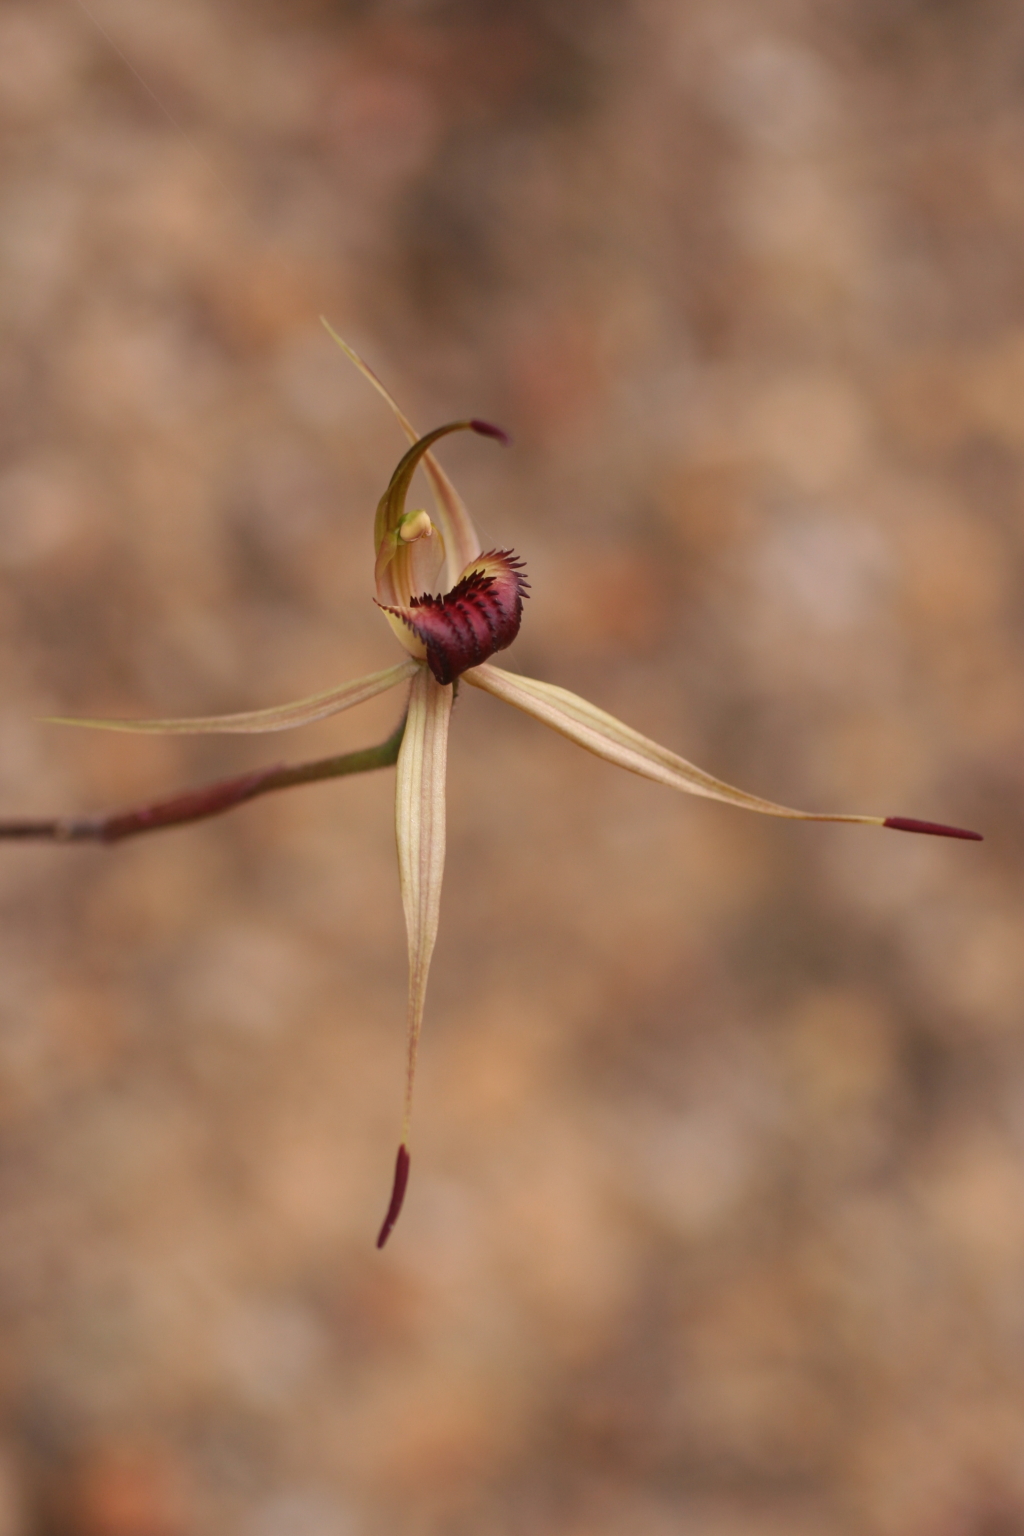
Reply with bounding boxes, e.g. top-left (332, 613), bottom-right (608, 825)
top-left (10, 326), bottom-right (981, 1248)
